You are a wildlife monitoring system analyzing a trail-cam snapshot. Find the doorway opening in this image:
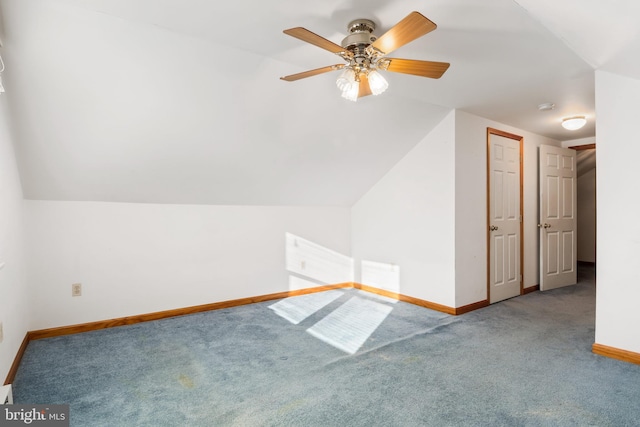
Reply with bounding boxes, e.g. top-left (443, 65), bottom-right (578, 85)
top-left (570, 143), bottom-right (596, 277)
